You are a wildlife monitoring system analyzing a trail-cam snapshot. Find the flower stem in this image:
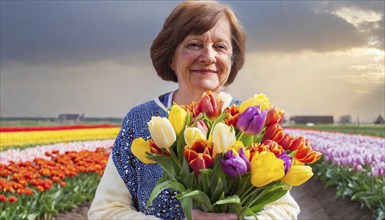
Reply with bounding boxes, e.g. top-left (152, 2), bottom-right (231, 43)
top-left (169, 148), bottom-right (182, 169)
top-left (237, 132), bottom-right (244, 141)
